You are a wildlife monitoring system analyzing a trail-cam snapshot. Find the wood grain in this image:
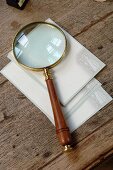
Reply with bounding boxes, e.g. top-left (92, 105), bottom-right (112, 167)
top-left (0, 0), bottom-right (113, 170)
top-left (43, 118), bottom-right (113, 170)
top-left (0, 0), bottom-right (113, 57)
